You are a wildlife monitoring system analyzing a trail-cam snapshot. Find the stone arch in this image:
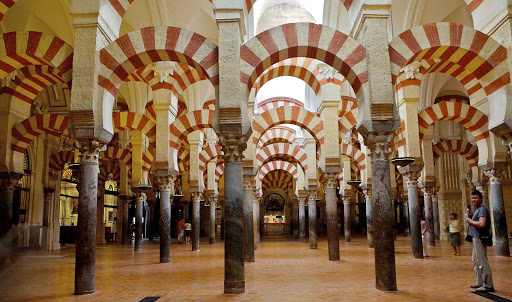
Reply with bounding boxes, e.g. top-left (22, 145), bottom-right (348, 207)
top-left (98, 26), bottom-right (218, 135)
top-left (432, 139), bottom-right (478, 167)
top-left (255, 143), bottom-right (307, 173)
top-left (259, 160), bottom-right (298, 183)
top-left (112, 112), bottom-right (156, 145)
top-left (257, 126), bottom-right (296, 148)
top-left (262, 170), bottom-right (294, 192)
top-left (338, 97), bottom-right (358, 136)
top-left (198, 143), bottom-right (223, 172)
top-left (48, 150), bottom-right (74, 172)
top-left (169, 109), bottom-right (215, 149)
top-left (142, 146), bottom-right (154, 172)
top-left (202, 99), bottom-right (215, 110)
top-left (0, 0), bottom-right (20, 21)
top-left (256, 96), bottom-right (303, 114)
top-left (252, 58), bottom-right (321, 96)
top-left (99, 160), bottom-right (120, 183)
top-left (0, 31), bottom-right (73, 80)
top-left (100, 145), bottom-right (132, 165)
top-left (144, 101), bottom-right (156, 122)
top-left (240, 23), bottom-right (368, 104)
top-left (11, 114), bottom-right (68, 154)
top-left (340, 143), bottom-right (366, 170)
